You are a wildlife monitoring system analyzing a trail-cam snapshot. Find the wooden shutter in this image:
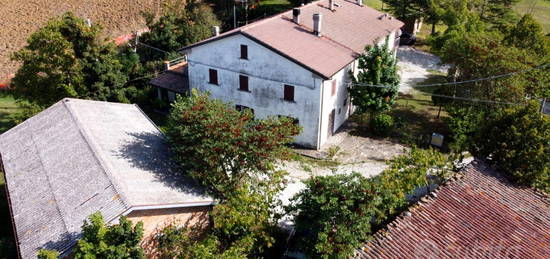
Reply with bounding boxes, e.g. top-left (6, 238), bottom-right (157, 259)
top-left (284, 85), bottom-right (294, 101)
top-left (209, 69), bottom-right (218, 85)
top-left (240, 45), bottom-right (248, 59)
top-left (332, 79), bottom-right (337, 96)
top-left (239, 75), bottom-right (249, 91)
